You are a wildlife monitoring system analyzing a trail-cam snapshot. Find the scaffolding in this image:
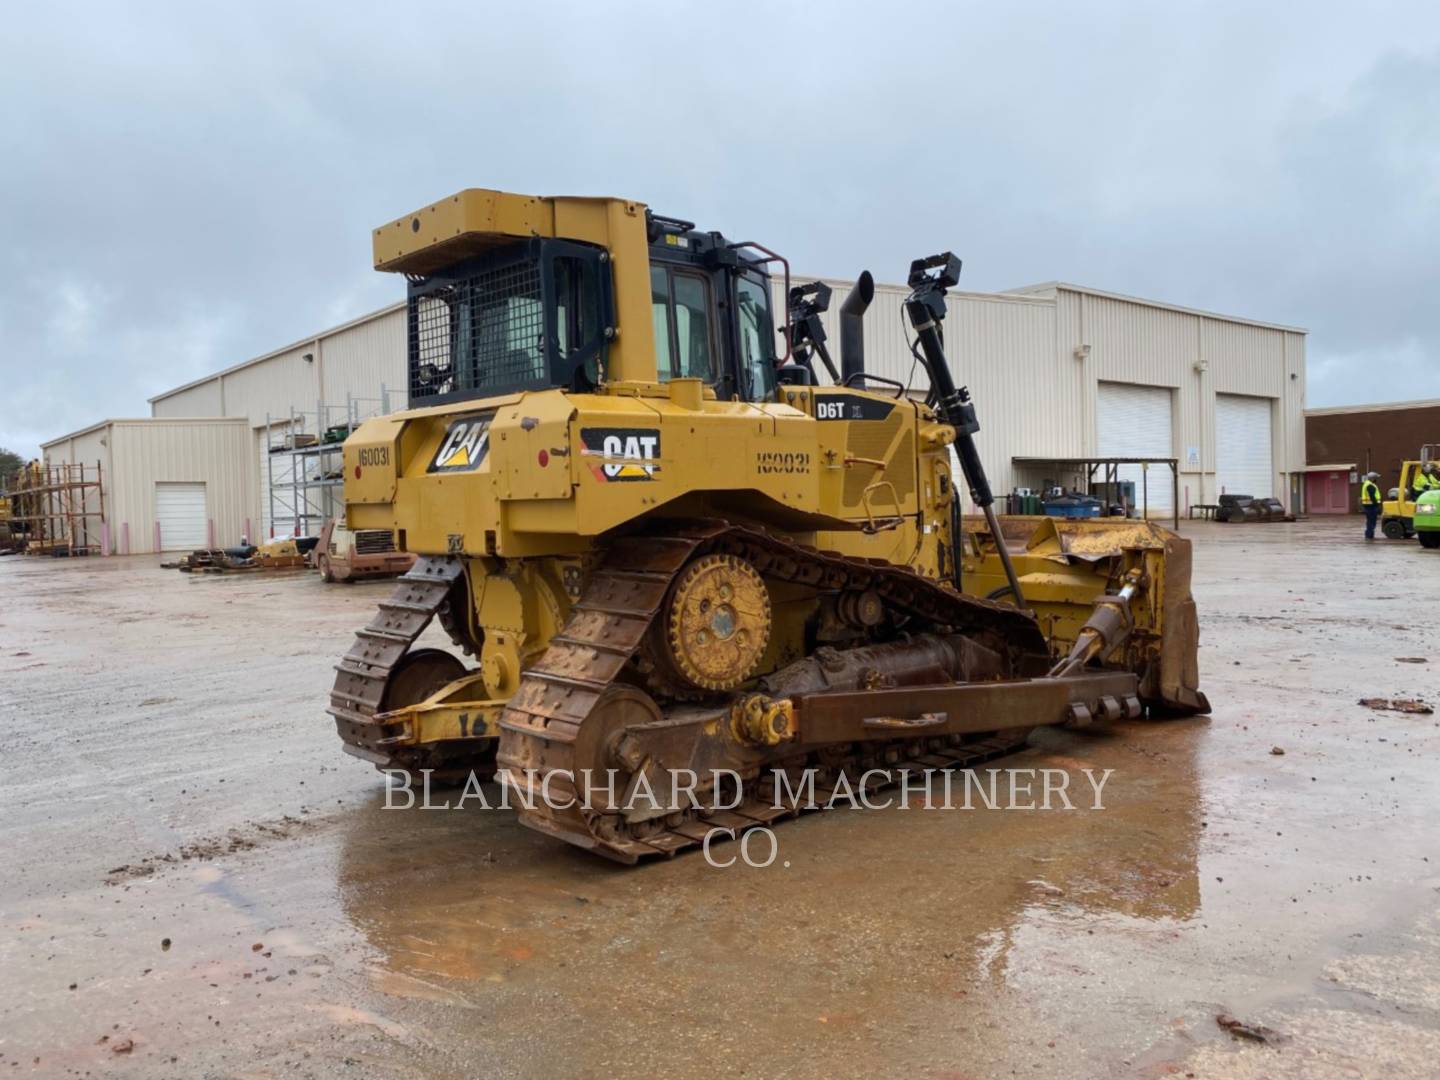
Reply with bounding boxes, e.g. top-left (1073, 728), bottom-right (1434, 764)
top-left (262, 390), bottom-right (391, 539)
top-left (5, 460), bottom-right (107, 555)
